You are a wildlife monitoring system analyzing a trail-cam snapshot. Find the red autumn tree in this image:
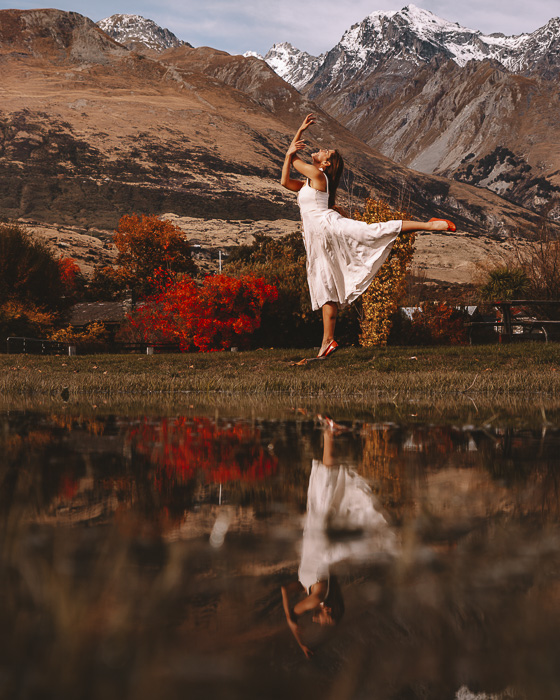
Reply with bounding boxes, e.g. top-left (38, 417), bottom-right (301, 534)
top-left (129, 273), bottom-right (278, 352)
top-left (410, 302), bottom-right (468, 345)
top-left (128, 416), bottom-right (278, 485)
top-left (103, 214), bottom-right (196, 298)
top-left (58, 256), bottom-right (84, 301)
